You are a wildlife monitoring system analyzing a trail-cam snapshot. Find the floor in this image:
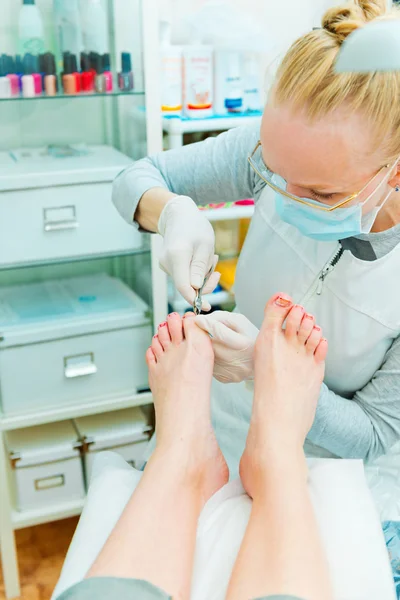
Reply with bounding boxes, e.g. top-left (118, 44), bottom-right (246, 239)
top-left (0, 517), bottom-right (78, 600)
